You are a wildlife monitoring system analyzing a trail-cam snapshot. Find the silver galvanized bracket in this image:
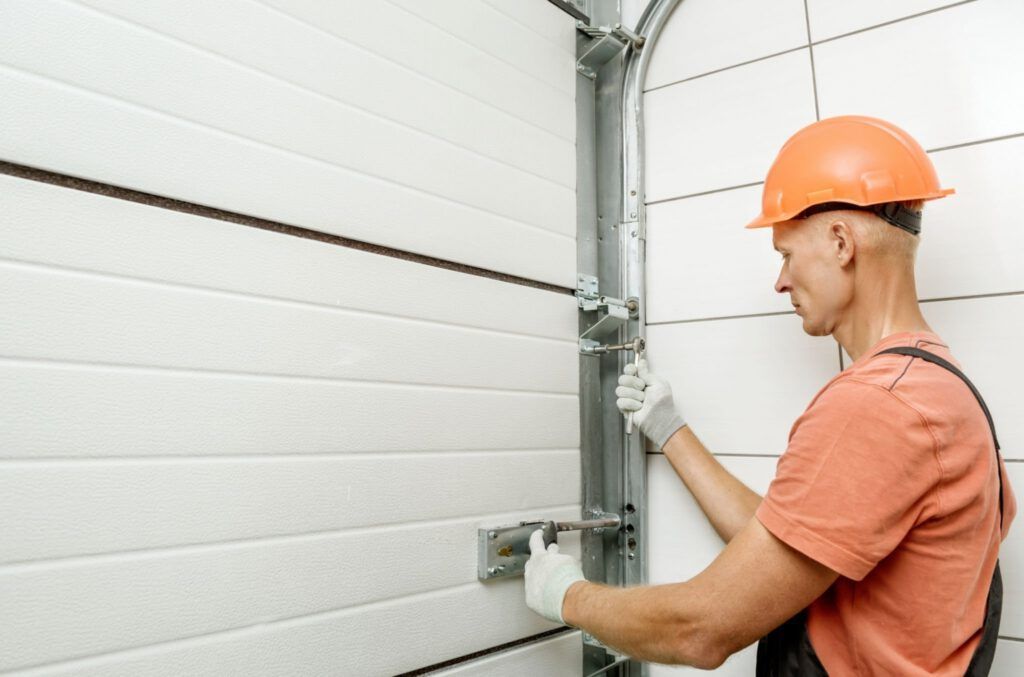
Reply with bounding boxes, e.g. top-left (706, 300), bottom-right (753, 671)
top-left (478, 513), bottom-right (621, 581)
top-left (577, 273), bottom-right (638, 354)
top-left (574, 21), bottom-right (644, 79)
